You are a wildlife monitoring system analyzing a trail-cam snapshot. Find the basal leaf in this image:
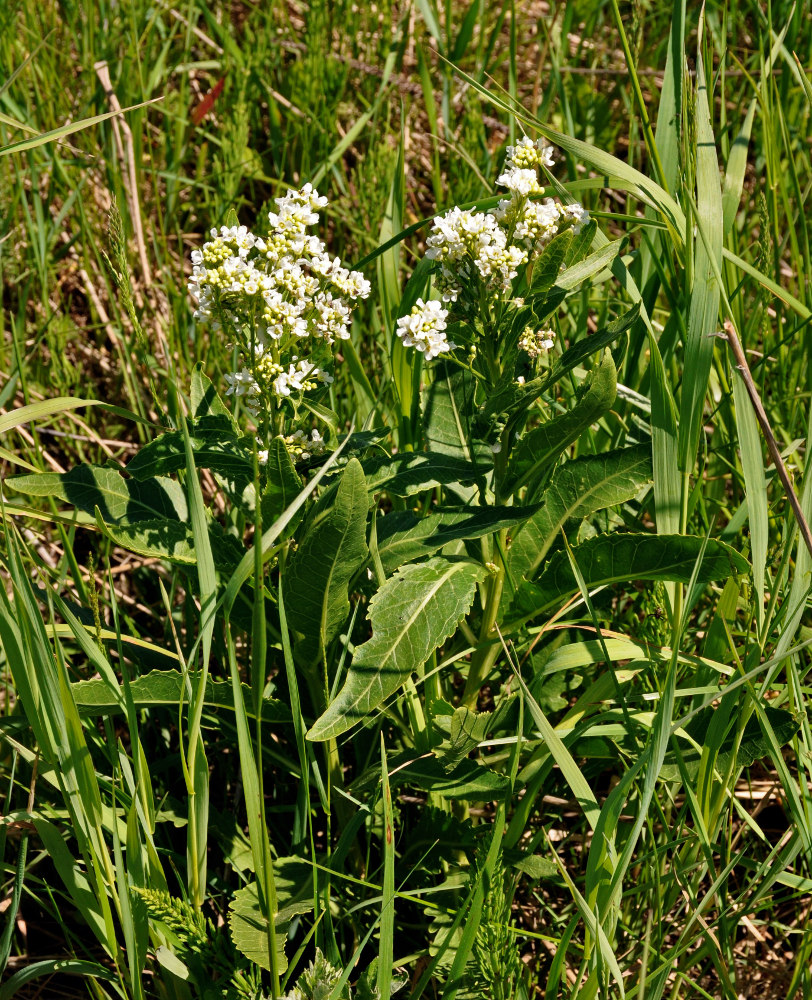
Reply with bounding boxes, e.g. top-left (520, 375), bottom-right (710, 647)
top-left (285, 458), bottom-right (369, 659)
top-left (513, 534), bottom-right (749, 619)
top-left (71, 669), bottom-right (290, 723)
top-left (7, 466), bottom-right (188, 523)
top-left (308, 557), bottom-right (486, 741)
top-left (507, 442), bottom-right (652, 585)
top-left (228, 859), bottom-right (314, 973)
